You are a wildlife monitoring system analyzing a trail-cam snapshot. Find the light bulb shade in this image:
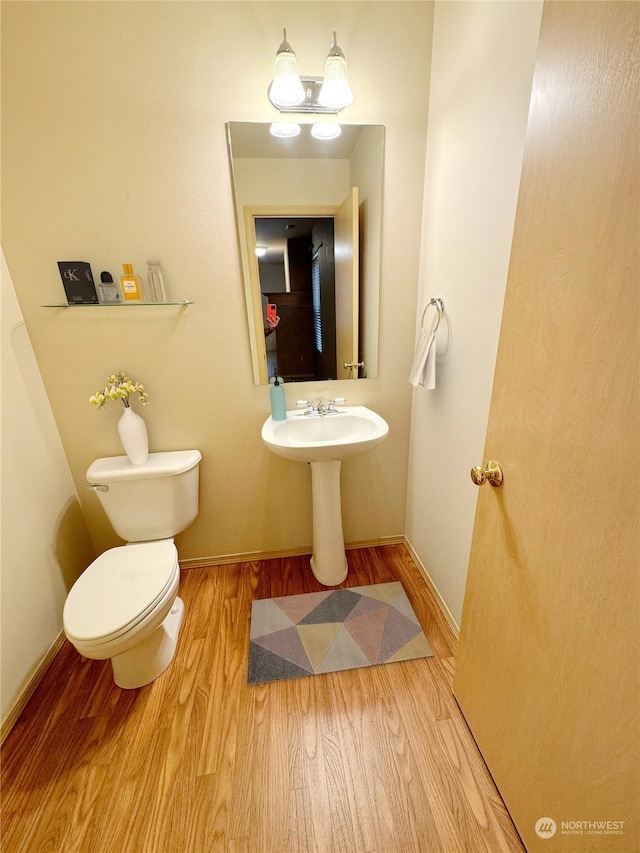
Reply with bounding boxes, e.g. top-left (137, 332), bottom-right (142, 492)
top-left (318, 34), bottom-right (353, 110)
top-left (270, 30), bottom-right (305, 108)
top-left (311, 123), bottom-right (342, 140)
top-left (269, 122), bottom-right (301, 138)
